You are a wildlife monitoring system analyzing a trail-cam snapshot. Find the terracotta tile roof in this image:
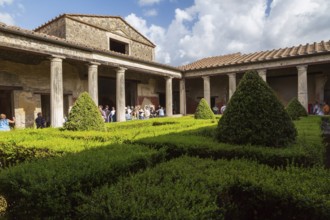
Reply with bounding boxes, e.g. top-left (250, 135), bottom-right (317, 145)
top-left (0, 22), bottom-right (180, 72)
top-left (34, 13), bottom-right (155, 47)
top-left (179, 40), bottom-right (330, 71)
